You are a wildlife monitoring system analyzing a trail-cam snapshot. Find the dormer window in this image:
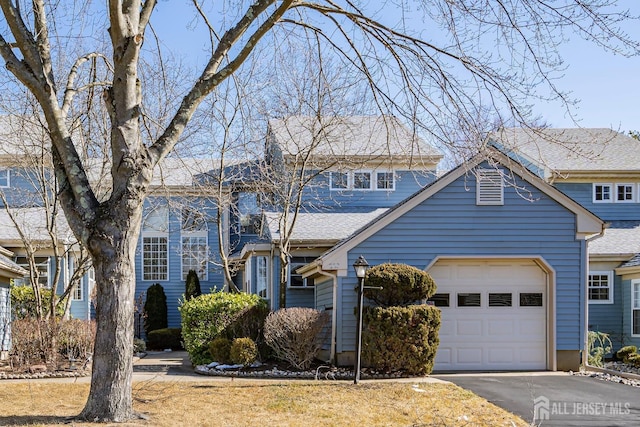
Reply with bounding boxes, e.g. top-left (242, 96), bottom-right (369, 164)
top-left (476, 169), bottom-right (504, 205)
top-left (592, 183), bottom-right (637, 203)
top-left (330, 169), bottom-right (395, 191)
top-left (353, 171), bottom-right (372, 190)
top-left (0, 169), bottom-right (8, 187)
top-left (376, 171), bottom-right (395, 190)
top-left (330, 171), bottom-right (348, 190)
